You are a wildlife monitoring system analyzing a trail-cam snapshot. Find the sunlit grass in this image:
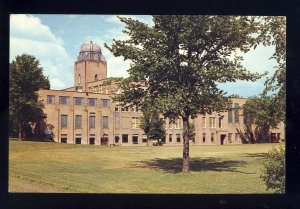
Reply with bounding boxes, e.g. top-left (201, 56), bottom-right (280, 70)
top-left (9, 139), bottom-right (282, 193)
